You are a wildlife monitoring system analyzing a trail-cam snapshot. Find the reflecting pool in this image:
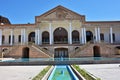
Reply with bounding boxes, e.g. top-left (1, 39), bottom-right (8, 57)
top-left (48, 65), bottom-right (79, 80)
top-left (1, 57), bottom-right (120, 62)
